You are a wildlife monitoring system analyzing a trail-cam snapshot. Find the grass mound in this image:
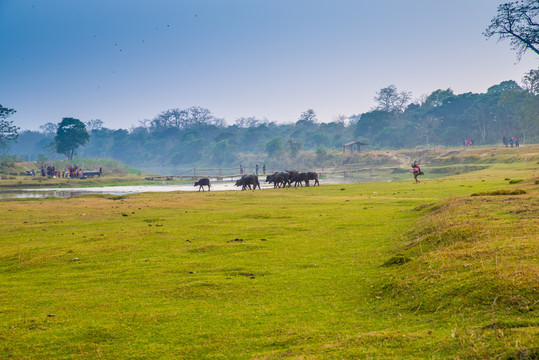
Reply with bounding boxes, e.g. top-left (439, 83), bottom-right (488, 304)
top-left (380, 190), bottom-right (538, 319)
top-left (471, 189), bottom-right (527, 196)
top-left (428, 165), bottom-right (489, 175)
top-left (376, 190), bottom-right (538, 358)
